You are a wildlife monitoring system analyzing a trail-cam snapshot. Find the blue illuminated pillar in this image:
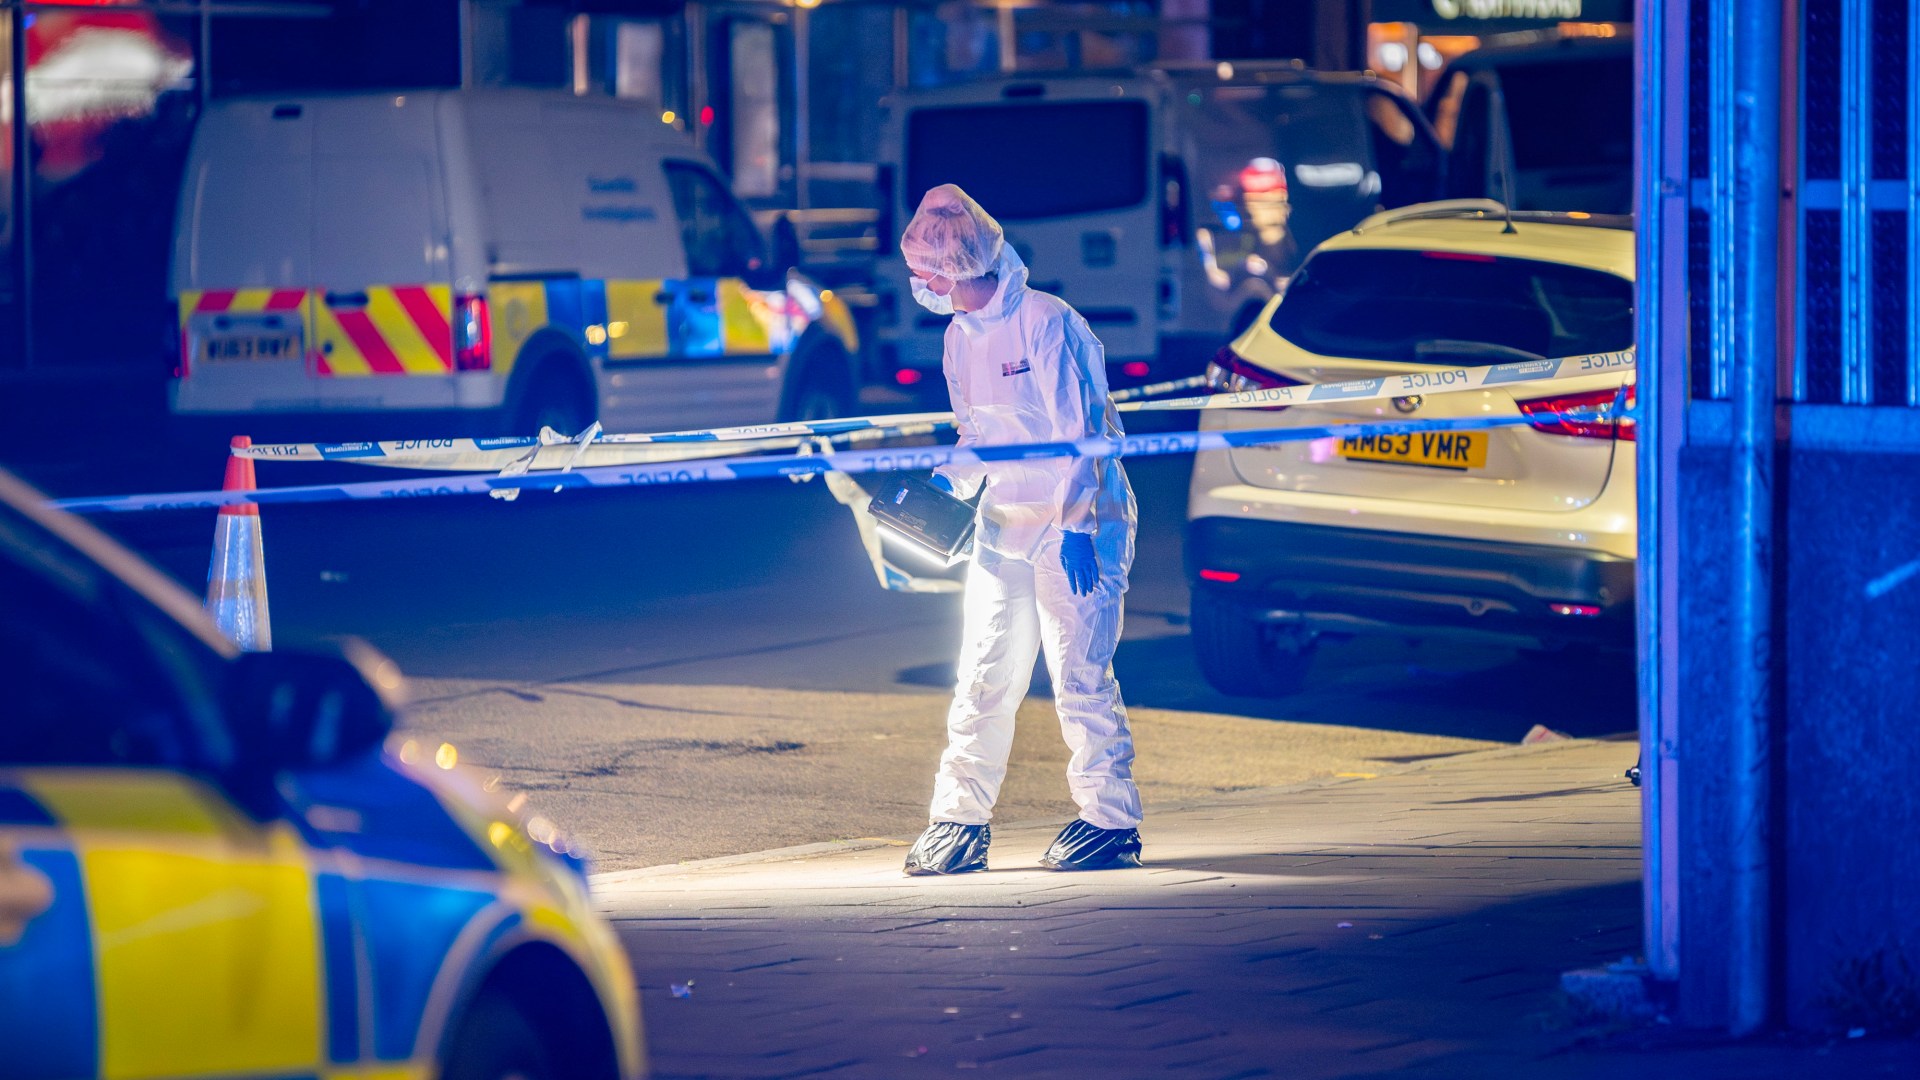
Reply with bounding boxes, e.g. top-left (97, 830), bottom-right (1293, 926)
top-left (1715, 0), bottom-right (1784, 1035)
top-left (1635, 0), bottom-right (1690, 984)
